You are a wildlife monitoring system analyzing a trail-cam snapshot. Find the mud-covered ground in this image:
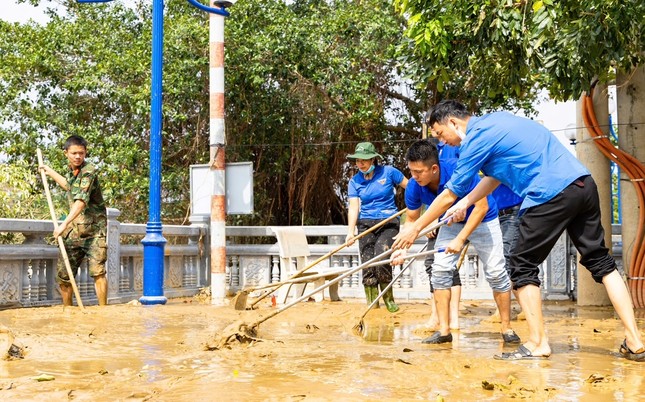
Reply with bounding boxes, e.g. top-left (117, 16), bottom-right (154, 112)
top-left (1, 294), bottom-right (644, 401)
